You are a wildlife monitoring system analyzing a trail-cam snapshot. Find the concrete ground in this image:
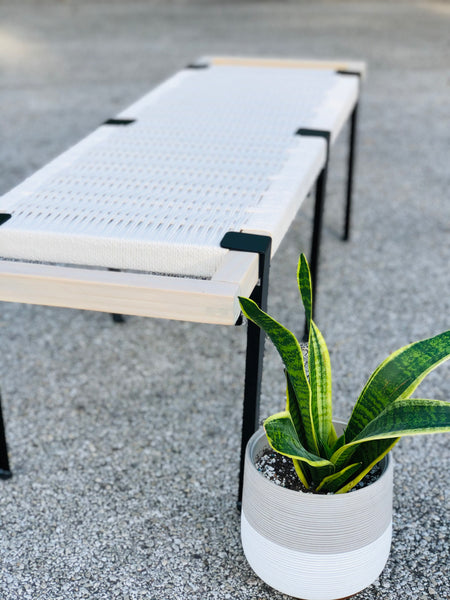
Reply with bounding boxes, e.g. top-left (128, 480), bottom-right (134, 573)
top-left (0, 1), bottom-right (449, 598)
